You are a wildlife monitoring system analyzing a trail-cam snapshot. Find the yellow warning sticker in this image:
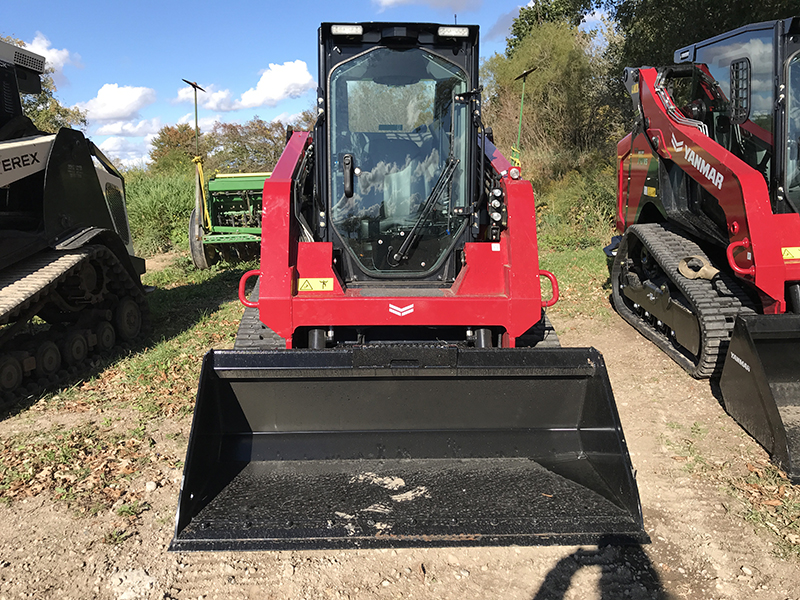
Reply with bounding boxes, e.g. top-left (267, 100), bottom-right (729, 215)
top-left (632, 83), bottom-right (639, 94)
top-left (782, 247), bottom-right (800, 262)
top-left (298, 278), bottom-right (335, 292)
